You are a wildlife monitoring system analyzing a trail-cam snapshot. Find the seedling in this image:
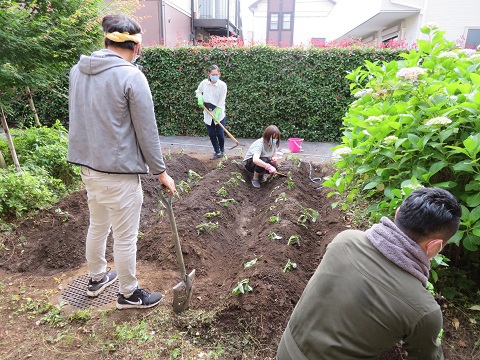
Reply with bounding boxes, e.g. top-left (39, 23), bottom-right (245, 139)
top-left (180, 148), bottom-right (185, 155)
top-left (268, 231), bottom-right (282, 240)
top-left (196, 222), bottom-right (218, 234)
top-left (269, 213), bottom-right (281, 223)
top-left (231, 171), bottom-right (246, 182)
top-left (176, 180), bottom-right (191, 193)
top-left (217, 198), bottom-right (236, 207)
top-left (225, 177), bottom-right (239, 188)
top-left (244, 257), bottom-right (259, 269)
top-left (265, 205), bottom-right (277, 213)
top-left (203, 210), bottom-right (220, 218)
top-left (54, 208), bottom-right (70, 222)
top-left (187, 169), bottom-right (203, 183)
top-left (165, 149), bottom-right (173, 160)
top-left (216, 161), bottom-right (225, 169)
top-left (287, 235), bottom-right (301, 247)
top-left (297, 207), bottom-right (319, 228)
top-left (284, 180), bottom-right (296, 190)
top-left (286, 154), bottom-right (301, 167)
top-left (275, 192), bottom-right (288, 203)
top-left (232, 279), bottom-right (253, 295)
top-left (283, 259), bottom-right (297, 273)
top-left (270, 185), bottom-right (281, 197)
top-left (217, 186), bottom-right (228, 196)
